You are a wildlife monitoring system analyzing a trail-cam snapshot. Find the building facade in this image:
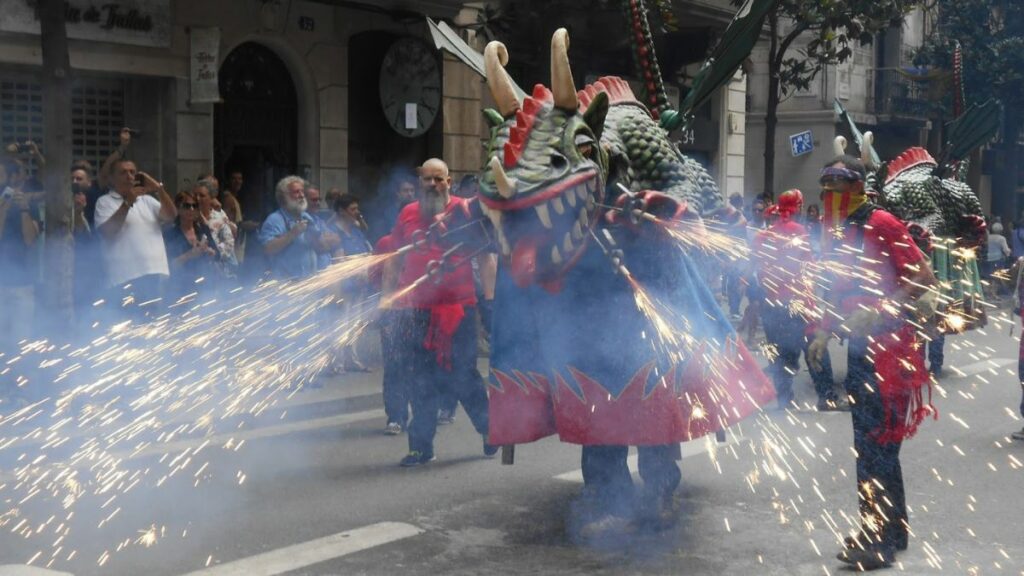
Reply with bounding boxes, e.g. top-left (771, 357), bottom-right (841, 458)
top-left (0, 0), bottom-right (753, 226)
top-left (744, 10), bottom-right (944, 205)
top-left (0, 0), bottom-right (488, 222)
